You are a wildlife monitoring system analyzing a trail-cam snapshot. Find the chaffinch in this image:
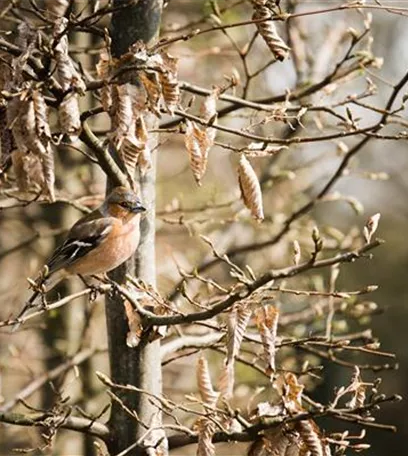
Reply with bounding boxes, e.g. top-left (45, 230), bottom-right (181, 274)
top-left (22, 186), bottom-right (146, 312)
